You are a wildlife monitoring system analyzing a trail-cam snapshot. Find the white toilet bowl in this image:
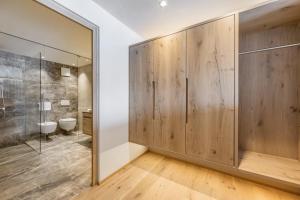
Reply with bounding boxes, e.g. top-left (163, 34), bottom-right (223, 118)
top-left (38, 122), bottom-right (57, 135)
top-left (59, 118), bottom-right (77, 132)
